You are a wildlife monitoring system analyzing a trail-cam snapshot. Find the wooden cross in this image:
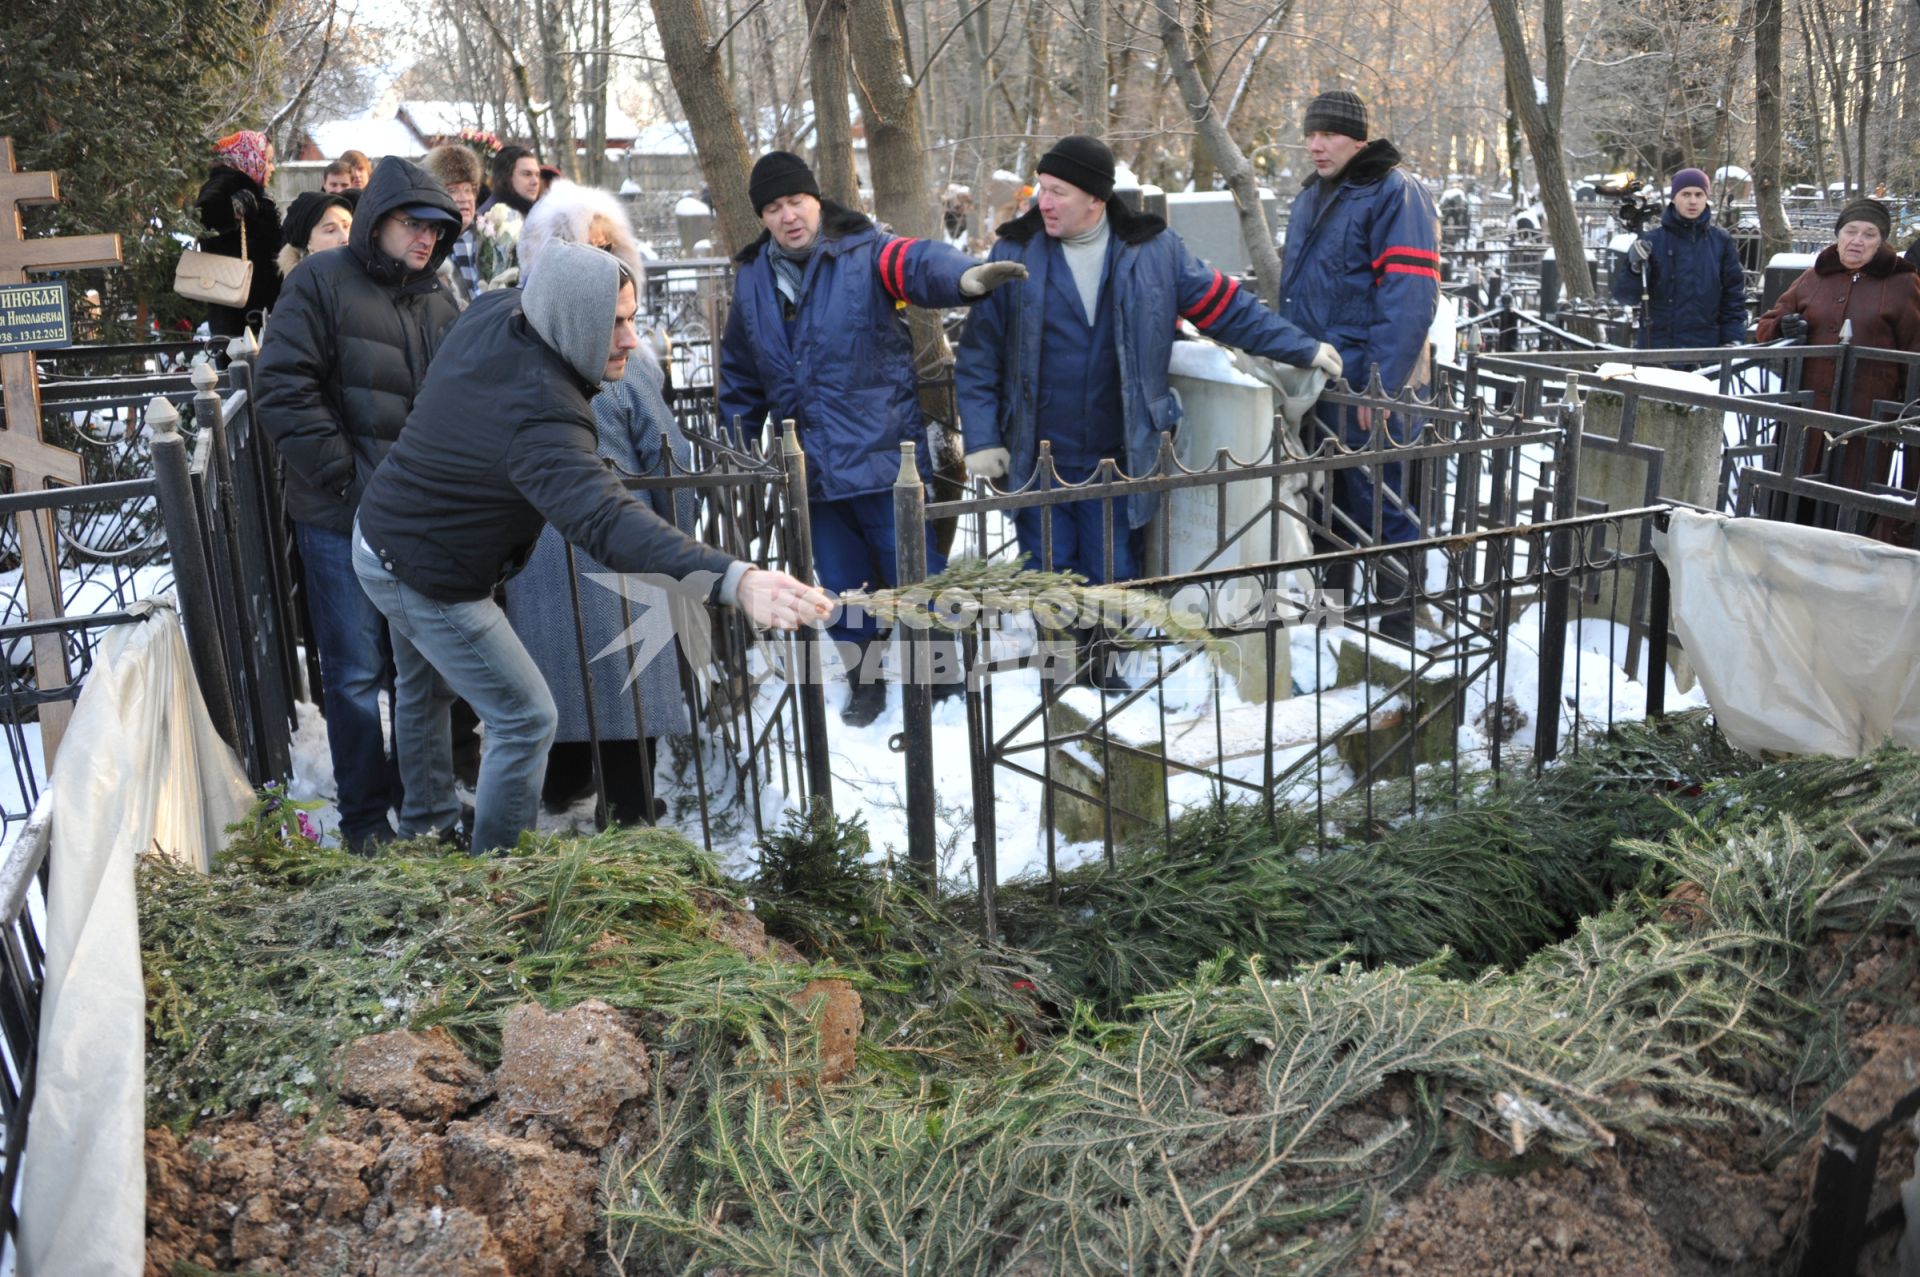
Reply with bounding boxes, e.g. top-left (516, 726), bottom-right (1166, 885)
top-left (0, 136), bottom-right (123, 763)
